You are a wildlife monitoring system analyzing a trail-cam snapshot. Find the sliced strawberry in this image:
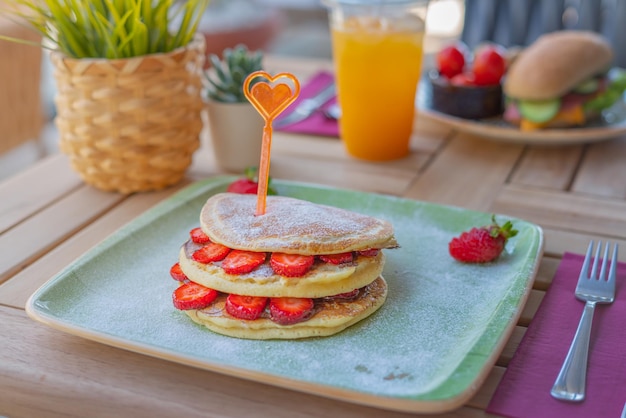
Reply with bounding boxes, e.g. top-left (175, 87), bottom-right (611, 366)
top-left (169, 262), bottom-right (187, 282)
top-left (190, 227), bottom-right (210, 244)
top-left (269, 297), bottom-right (315, 325)
top-left (222, 250), bottom-right (266, 275)
top-left (357, 248), bottom-right (379, 257)
top-left (319, 252), bottom-right (353, 265)
top-left (192, 242), bottom-right (231, 263)
top-left (172, 282), bottom-right (218, 310)
top-left (270, 253), bottom-right (315, 277)
top-left (225, 294), bottom-right (268, 320)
